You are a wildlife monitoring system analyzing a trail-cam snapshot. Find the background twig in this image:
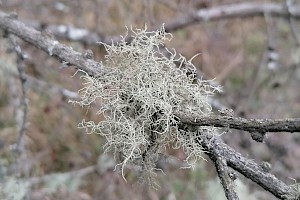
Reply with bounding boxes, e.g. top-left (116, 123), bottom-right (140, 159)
top-left (6, 33), bottom-right (28, 152)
